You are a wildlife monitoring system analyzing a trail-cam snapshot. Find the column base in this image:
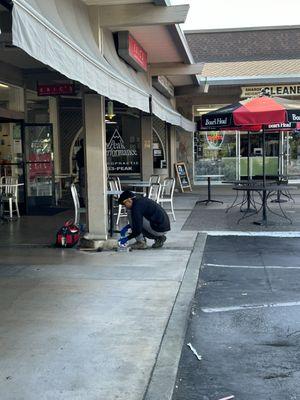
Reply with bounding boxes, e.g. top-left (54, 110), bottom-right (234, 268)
top-left (79, 236), bottom-right (118, 251)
